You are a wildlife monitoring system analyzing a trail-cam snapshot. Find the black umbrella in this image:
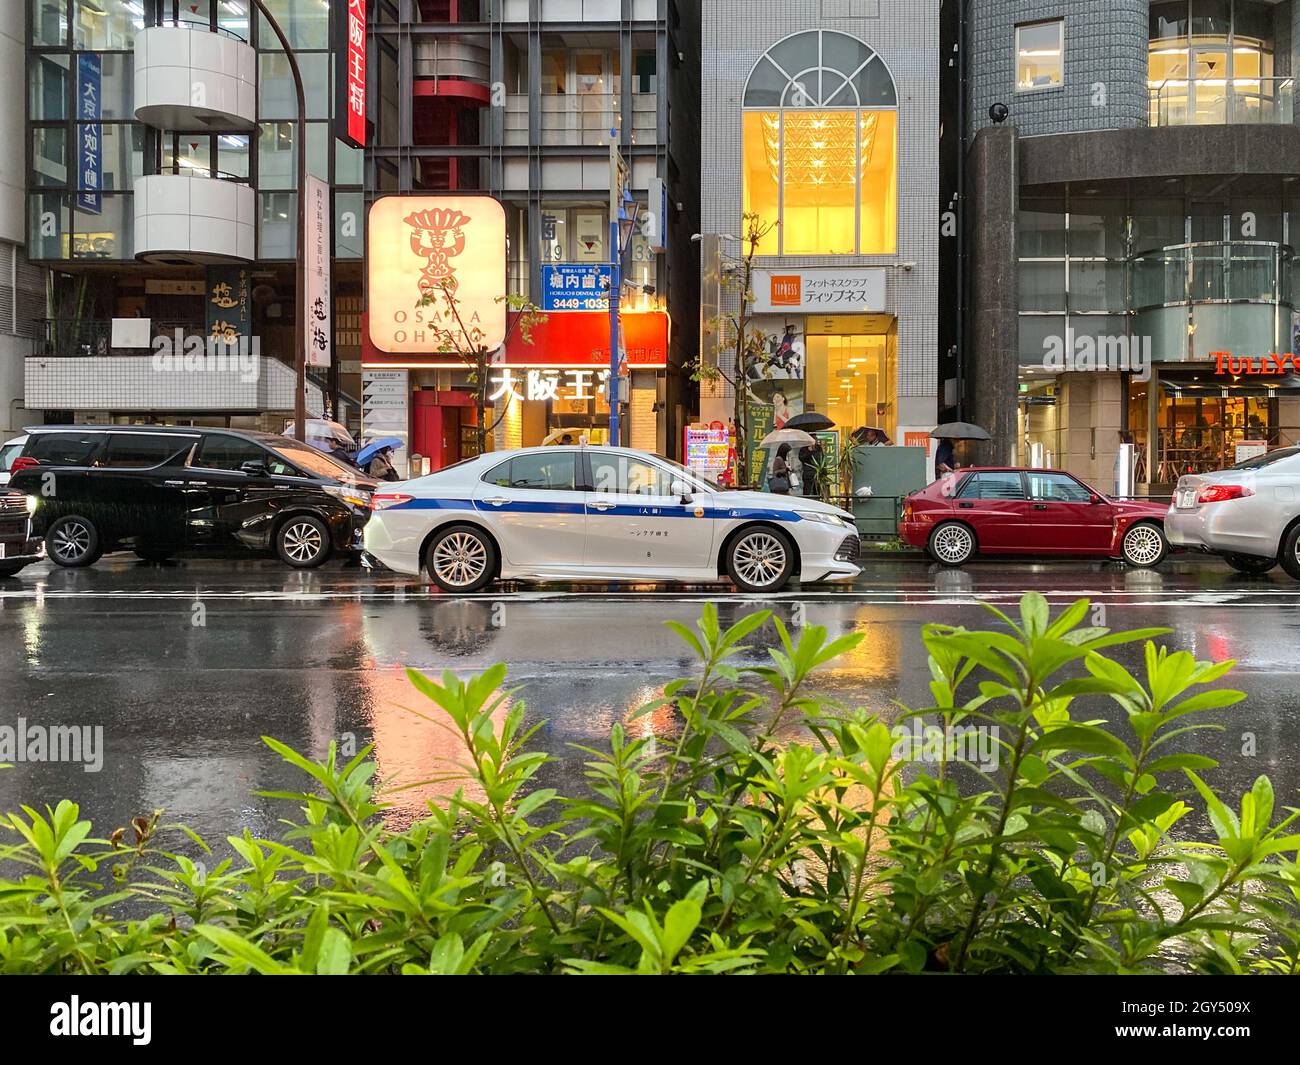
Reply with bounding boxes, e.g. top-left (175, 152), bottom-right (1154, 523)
top-left (783, 412), bottom-right (834, 432)
top-left (931, 421), bottom-right (992, 441)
